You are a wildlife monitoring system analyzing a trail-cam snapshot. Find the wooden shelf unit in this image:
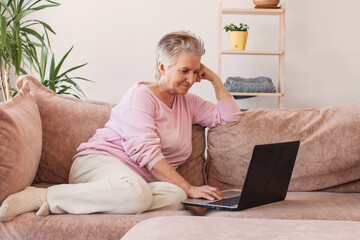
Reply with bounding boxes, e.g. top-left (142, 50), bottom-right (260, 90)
top-left (218, 3), bottom-right (286, 108)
